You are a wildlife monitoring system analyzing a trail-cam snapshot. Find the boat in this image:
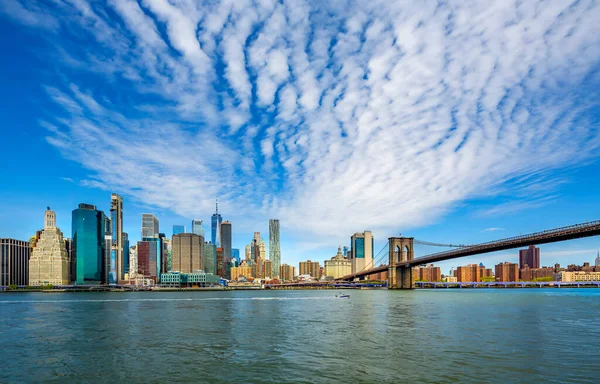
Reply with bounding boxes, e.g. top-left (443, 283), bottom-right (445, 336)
top-left (335, 293), bottom-right (350, 299)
